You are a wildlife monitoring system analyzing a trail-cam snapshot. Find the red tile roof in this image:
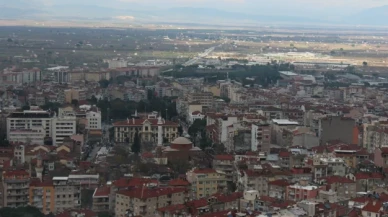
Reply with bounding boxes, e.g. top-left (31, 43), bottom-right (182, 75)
top-left (30, 178), bottom-right (53, 187)
top-left (186, 198), bottom-right (208, 209)
top-left (213, 192), bottom-right (243, 203)
top-left (113, 118), bottom-right (178, 127)
top-left (117, 187), bottom-right (186, 199)
top-left (381, 147), bottom-right (388, 155)
top-left (3, 169), bottom-right (29, 178)
top-left (192, 111), bottom-right (201, 115)
top-left (362, 201), bottom-right (383, 213)
top-left (320, 176), bottom-right (355, 184)
top-left (279, 151), bottom-right (291, 157)
top-left (157, 204), bottom-right (186, 213)
top-left (168, 179), bottom-right (190, 186)
top-left (214, 155), bottom-right (234, 161)
top-left (200, 210), bottom-right (231, 217)
top-left (192, 168), bottom-right (217, 174)
top-left (268, 179), bottom-right (290, 187)
top-left (93, 186), bottom-right (110, 197)
top-left (354, 172), bottom-right (384, 180)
